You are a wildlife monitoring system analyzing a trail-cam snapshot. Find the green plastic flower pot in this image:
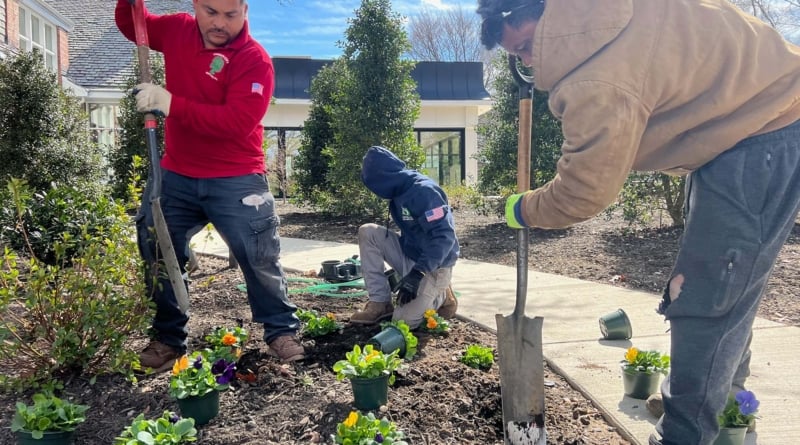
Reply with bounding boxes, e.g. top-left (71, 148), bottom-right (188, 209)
top-left (712, 426), bottom-right (747, 445)
top-left (350, 374), bottom-right (390, 411)
top-left (622, 368), bottom-right (661, 400)
top-left (15, 430), bottom-right (74, 445)
top-left (369, 325), bottom-right (406, 357)
top-left (177, 390), bottom-right (220, 426)
top-left (599, 308), bottom-right (632, 340)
